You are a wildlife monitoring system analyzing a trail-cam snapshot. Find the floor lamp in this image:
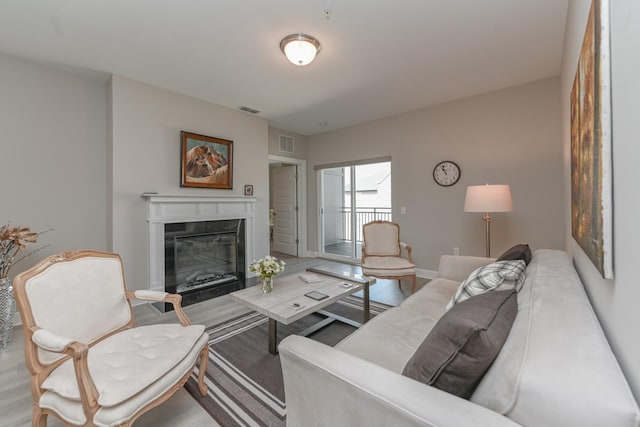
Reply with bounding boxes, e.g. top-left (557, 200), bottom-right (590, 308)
top-left (464, 184), bottom-right (513, 257)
